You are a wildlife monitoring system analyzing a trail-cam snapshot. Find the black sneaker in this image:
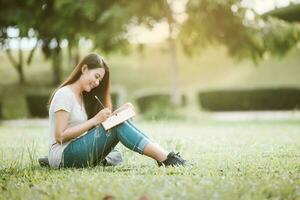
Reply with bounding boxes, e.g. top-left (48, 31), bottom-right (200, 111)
top-left (157, 152), bottom-right (186, 167)
top-left (157, 160), bottom-right (163, 167)
top-left (38, 156), bottom-right (50, 167)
